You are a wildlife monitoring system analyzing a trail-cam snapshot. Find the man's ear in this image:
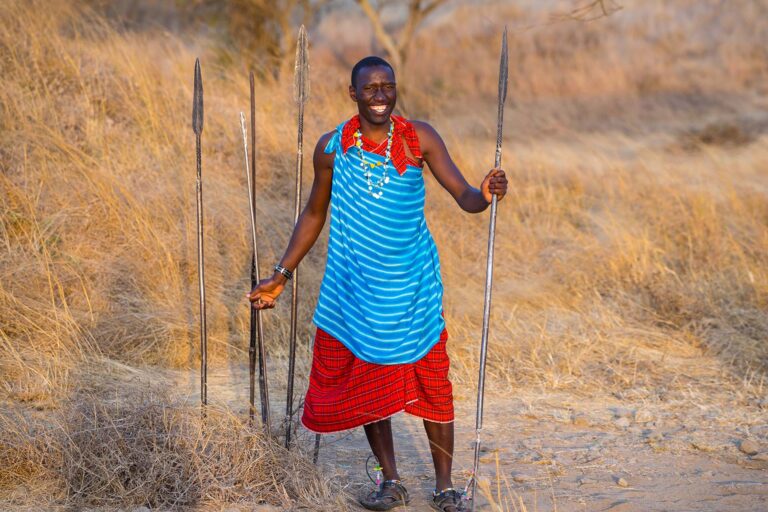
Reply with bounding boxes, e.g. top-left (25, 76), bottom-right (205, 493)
top-left (348, 84), bottom-right (358, 102)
